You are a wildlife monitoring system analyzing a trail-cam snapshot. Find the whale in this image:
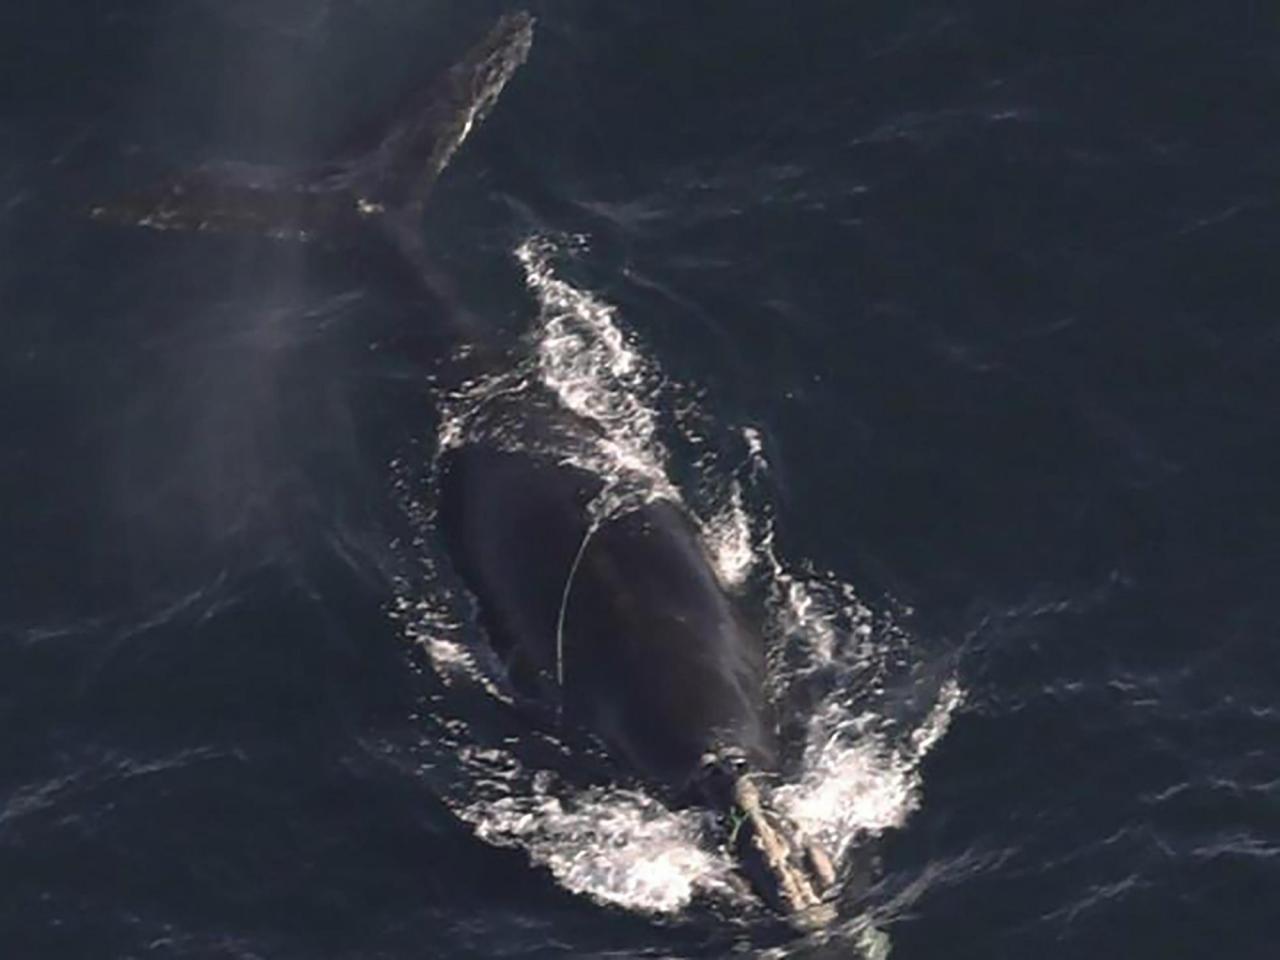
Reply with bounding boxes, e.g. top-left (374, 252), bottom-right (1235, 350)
top-left (93, 10), bottom-right (836, 925)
